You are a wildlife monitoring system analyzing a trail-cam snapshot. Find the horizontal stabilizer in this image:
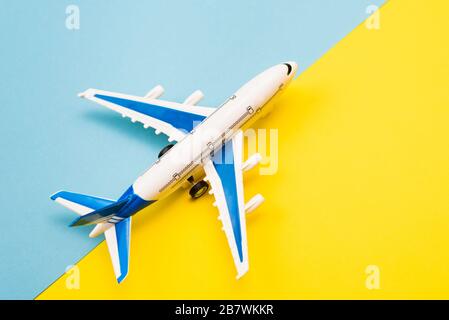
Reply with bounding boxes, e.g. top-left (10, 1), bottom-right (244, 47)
top-left (51, 189), bottom-right (133, 283)
top-left (51, 191), bottom-right (115, 215)
top-left (105, 217), bottom-right (132, 283)
top-left (69, 198), bottom-right (129, 227)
